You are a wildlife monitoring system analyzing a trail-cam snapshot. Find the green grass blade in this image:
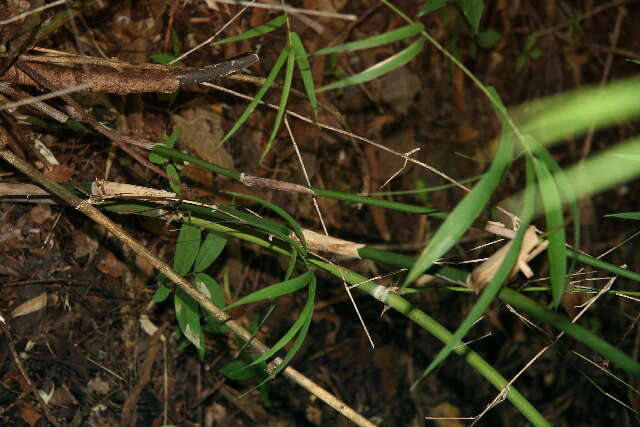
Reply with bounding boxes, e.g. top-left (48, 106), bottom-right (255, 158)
top-left (262, 43), bottom-right (295, 162)
top-left (403, 124), bottom-right (513, 286)
top-left (318, 37), bottom-right (425, 92)
top-left (412, 155), bottom-right (537, 387)
top-left (270, 273), bottom-right (316, 377)
top-left (519, 77), bottom-right (640, 148)
top-left (174, 223), bottom-right (201, 275)
top-left (194, 231), bottom-right (228, 273)
top-left (224, 271), bottom-right (313, 310)
top-left (227, 191), bottom-right (306, 256)
top-left (290, 32), bottom-right (317, 120)
top-left (245, 273), bottom-right (315, 369)
top-left (213, 14), bottom-right (286, 45)
top-left (499, 288), bottom-right (640, 378)
top-left (606, 212), bottom-right (640, 220)
top-left (533, 157), bottom-right (567, 309)
top-left (313, 23), bottom-right (424, 56)
top-left (417, 0), bottom-right (448, 17)
top-left (221, 45), bottom-right (289, 144)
